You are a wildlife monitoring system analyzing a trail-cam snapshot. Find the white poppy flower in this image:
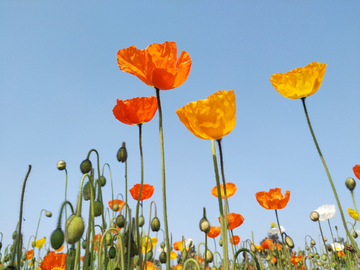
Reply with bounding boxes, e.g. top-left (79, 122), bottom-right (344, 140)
top-left (314, 204), bottom-right (336, 221)
top-left (268, 226), bottom-right (285, 235)
top-left (330, 242), bottom-right (344, 251)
